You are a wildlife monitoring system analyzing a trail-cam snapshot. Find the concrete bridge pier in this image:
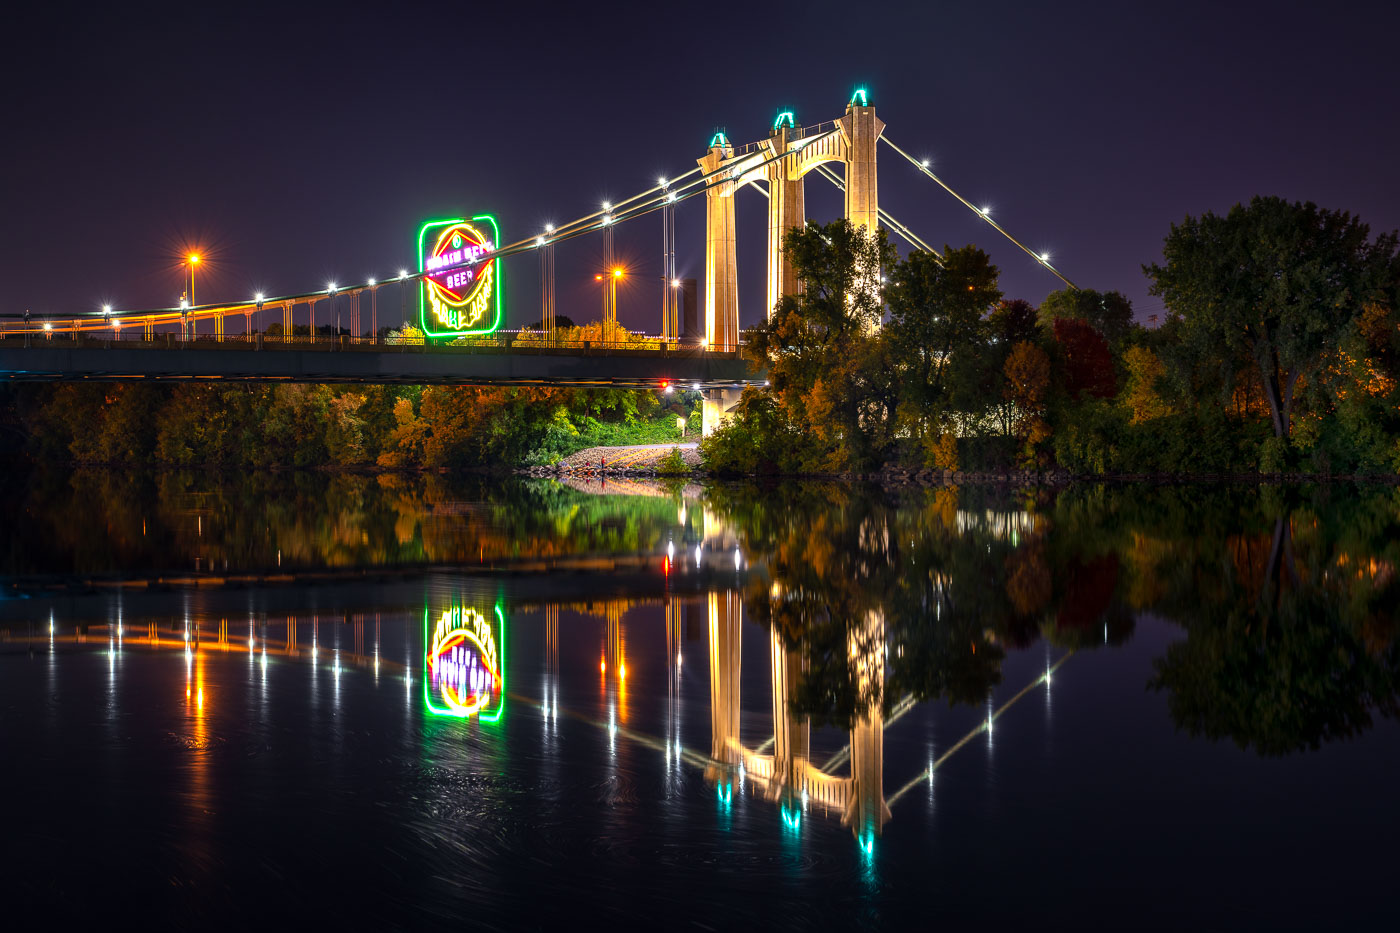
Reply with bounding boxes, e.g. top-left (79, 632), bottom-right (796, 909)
top-left (702, 387), bottom-right (743, 437)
